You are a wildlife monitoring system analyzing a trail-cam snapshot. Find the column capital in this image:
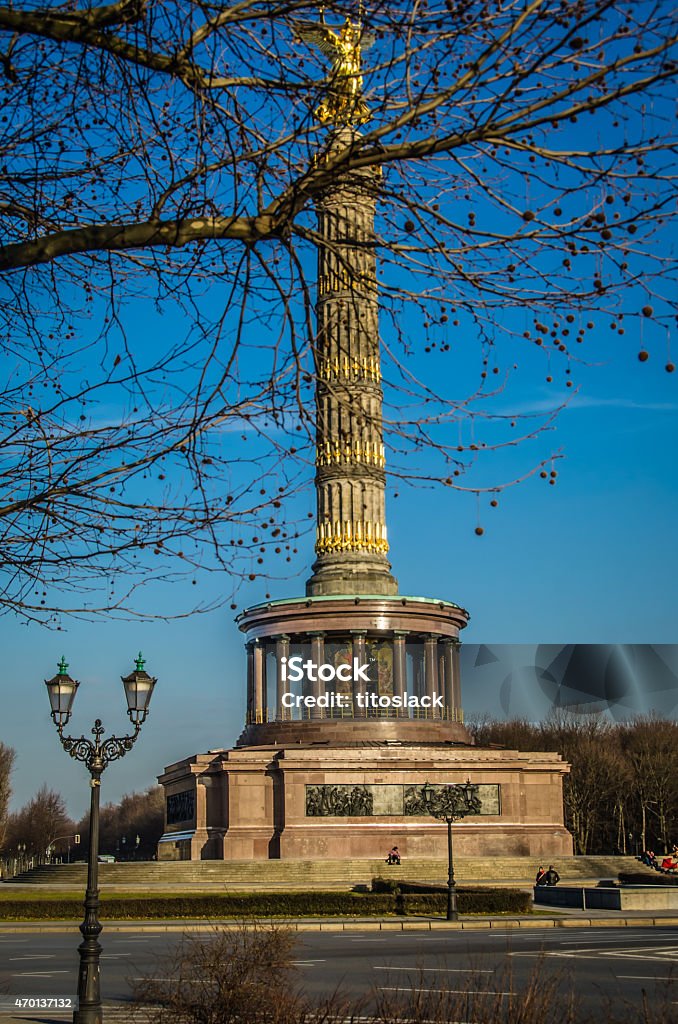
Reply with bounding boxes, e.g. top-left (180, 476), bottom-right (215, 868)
top-left (273, 633), bottom-right (291, 642)
top-left (393, 630), bottom-right (409, 639)
top-left (350, 629), bottom-right (367, 637)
